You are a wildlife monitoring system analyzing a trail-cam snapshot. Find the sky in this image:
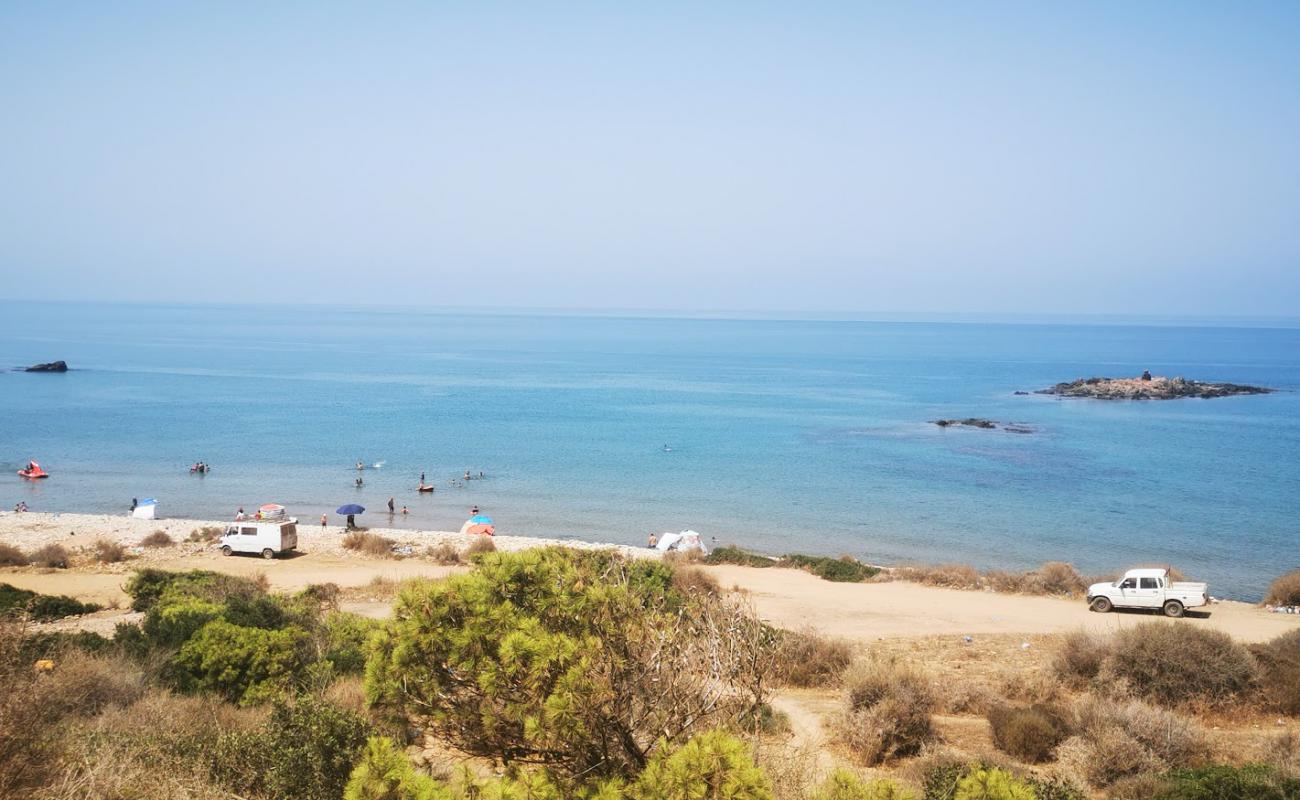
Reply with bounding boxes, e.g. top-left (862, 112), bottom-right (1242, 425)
top-left (2, 2), bottom-right (1299, 316)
